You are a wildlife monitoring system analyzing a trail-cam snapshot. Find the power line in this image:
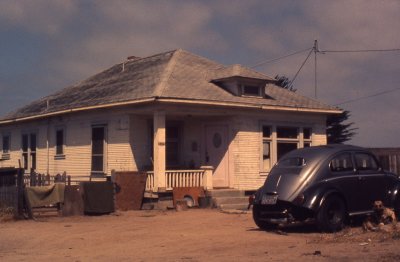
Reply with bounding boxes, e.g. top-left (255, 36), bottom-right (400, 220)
top-left (319, 48), bottom-right (400, 53)
top-left (334, 87), bottom-right (400, 106)
top-left (249, 41), bottom-right (400, 104)
top-left (290, 48), bottom-right (313, 85)
top-left (250, 47), bottom-right (312, 68)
